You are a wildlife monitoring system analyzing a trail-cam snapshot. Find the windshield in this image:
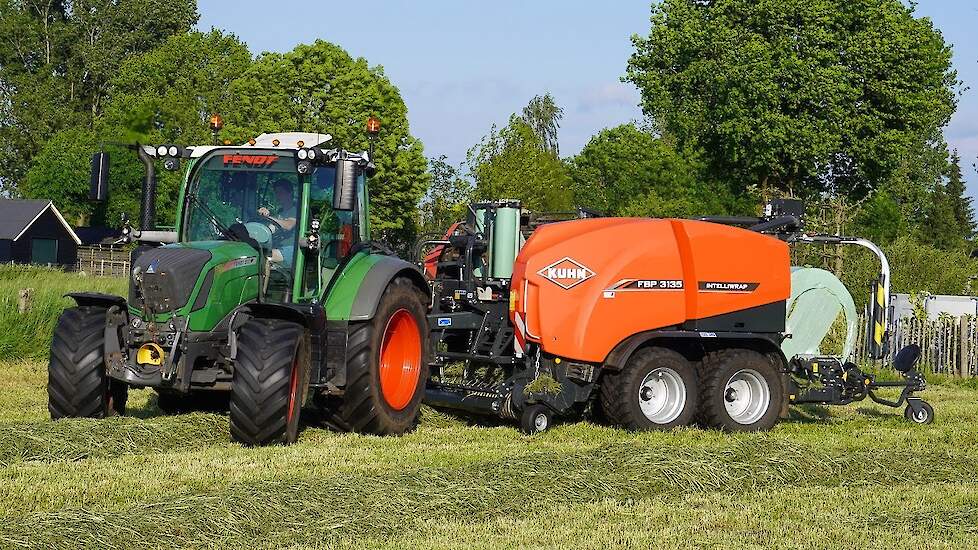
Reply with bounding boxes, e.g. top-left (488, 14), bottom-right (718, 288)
top-left (184, 150), bottom-right (356, 302)
top-left (184, 151), bottom-right (301, 300)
